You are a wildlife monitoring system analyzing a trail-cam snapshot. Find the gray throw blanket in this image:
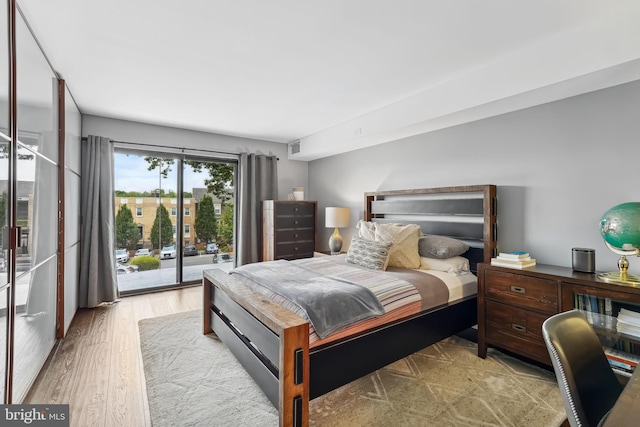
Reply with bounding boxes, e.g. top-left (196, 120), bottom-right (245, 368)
top-left (231, 260), bottom-right (385, 338)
